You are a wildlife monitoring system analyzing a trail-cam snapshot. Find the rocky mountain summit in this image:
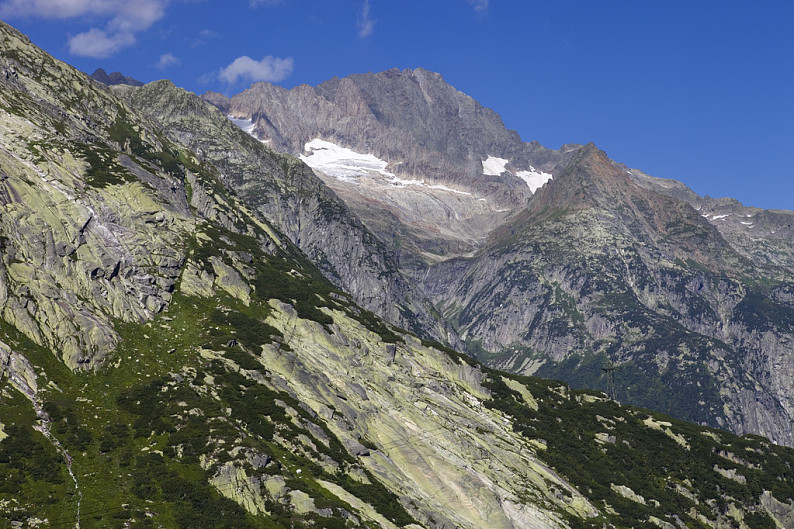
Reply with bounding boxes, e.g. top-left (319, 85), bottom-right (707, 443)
top-left (2, 20), bottom-right (794, 529)
top-left (213, 69), bottom-right (794, 448)
top-left (90, 68), bottom-right (144, 87)
top-left (207, 68), bottom-right (578, 264)
top-left (112, 79), bottom-right (455, 346)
